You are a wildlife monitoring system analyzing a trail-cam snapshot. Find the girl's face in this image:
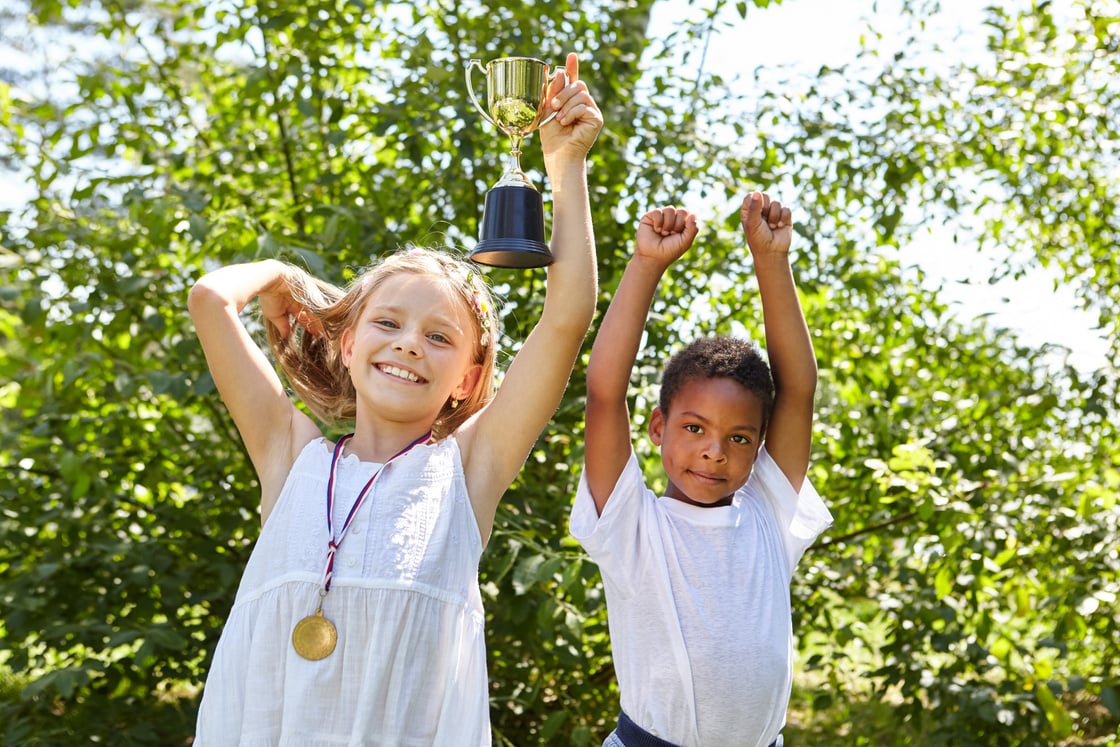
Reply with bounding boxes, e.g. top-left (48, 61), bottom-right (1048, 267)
top-left (341, 273), bottom-right (482, 429)
top-left (649, 376), bottom-right (764, 507)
